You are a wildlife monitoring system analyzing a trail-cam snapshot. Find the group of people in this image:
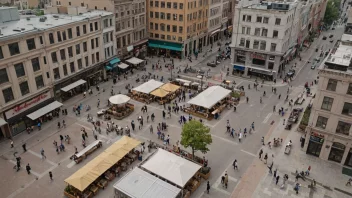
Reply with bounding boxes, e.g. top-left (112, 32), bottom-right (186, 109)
top-left (226, 120), bottom-right (255, 142)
